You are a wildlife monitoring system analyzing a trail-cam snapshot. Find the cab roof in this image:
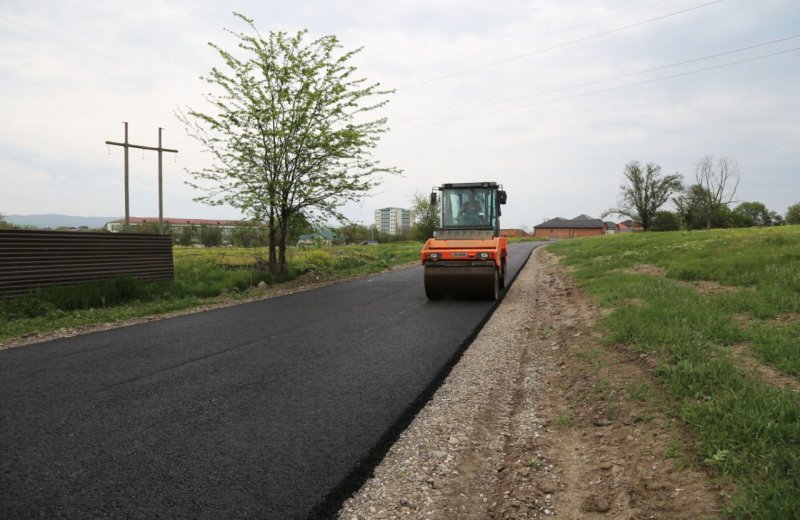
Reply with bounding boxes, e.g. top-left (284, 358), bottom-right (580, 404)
top-left (438, 182), bottom-right (500, 189)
